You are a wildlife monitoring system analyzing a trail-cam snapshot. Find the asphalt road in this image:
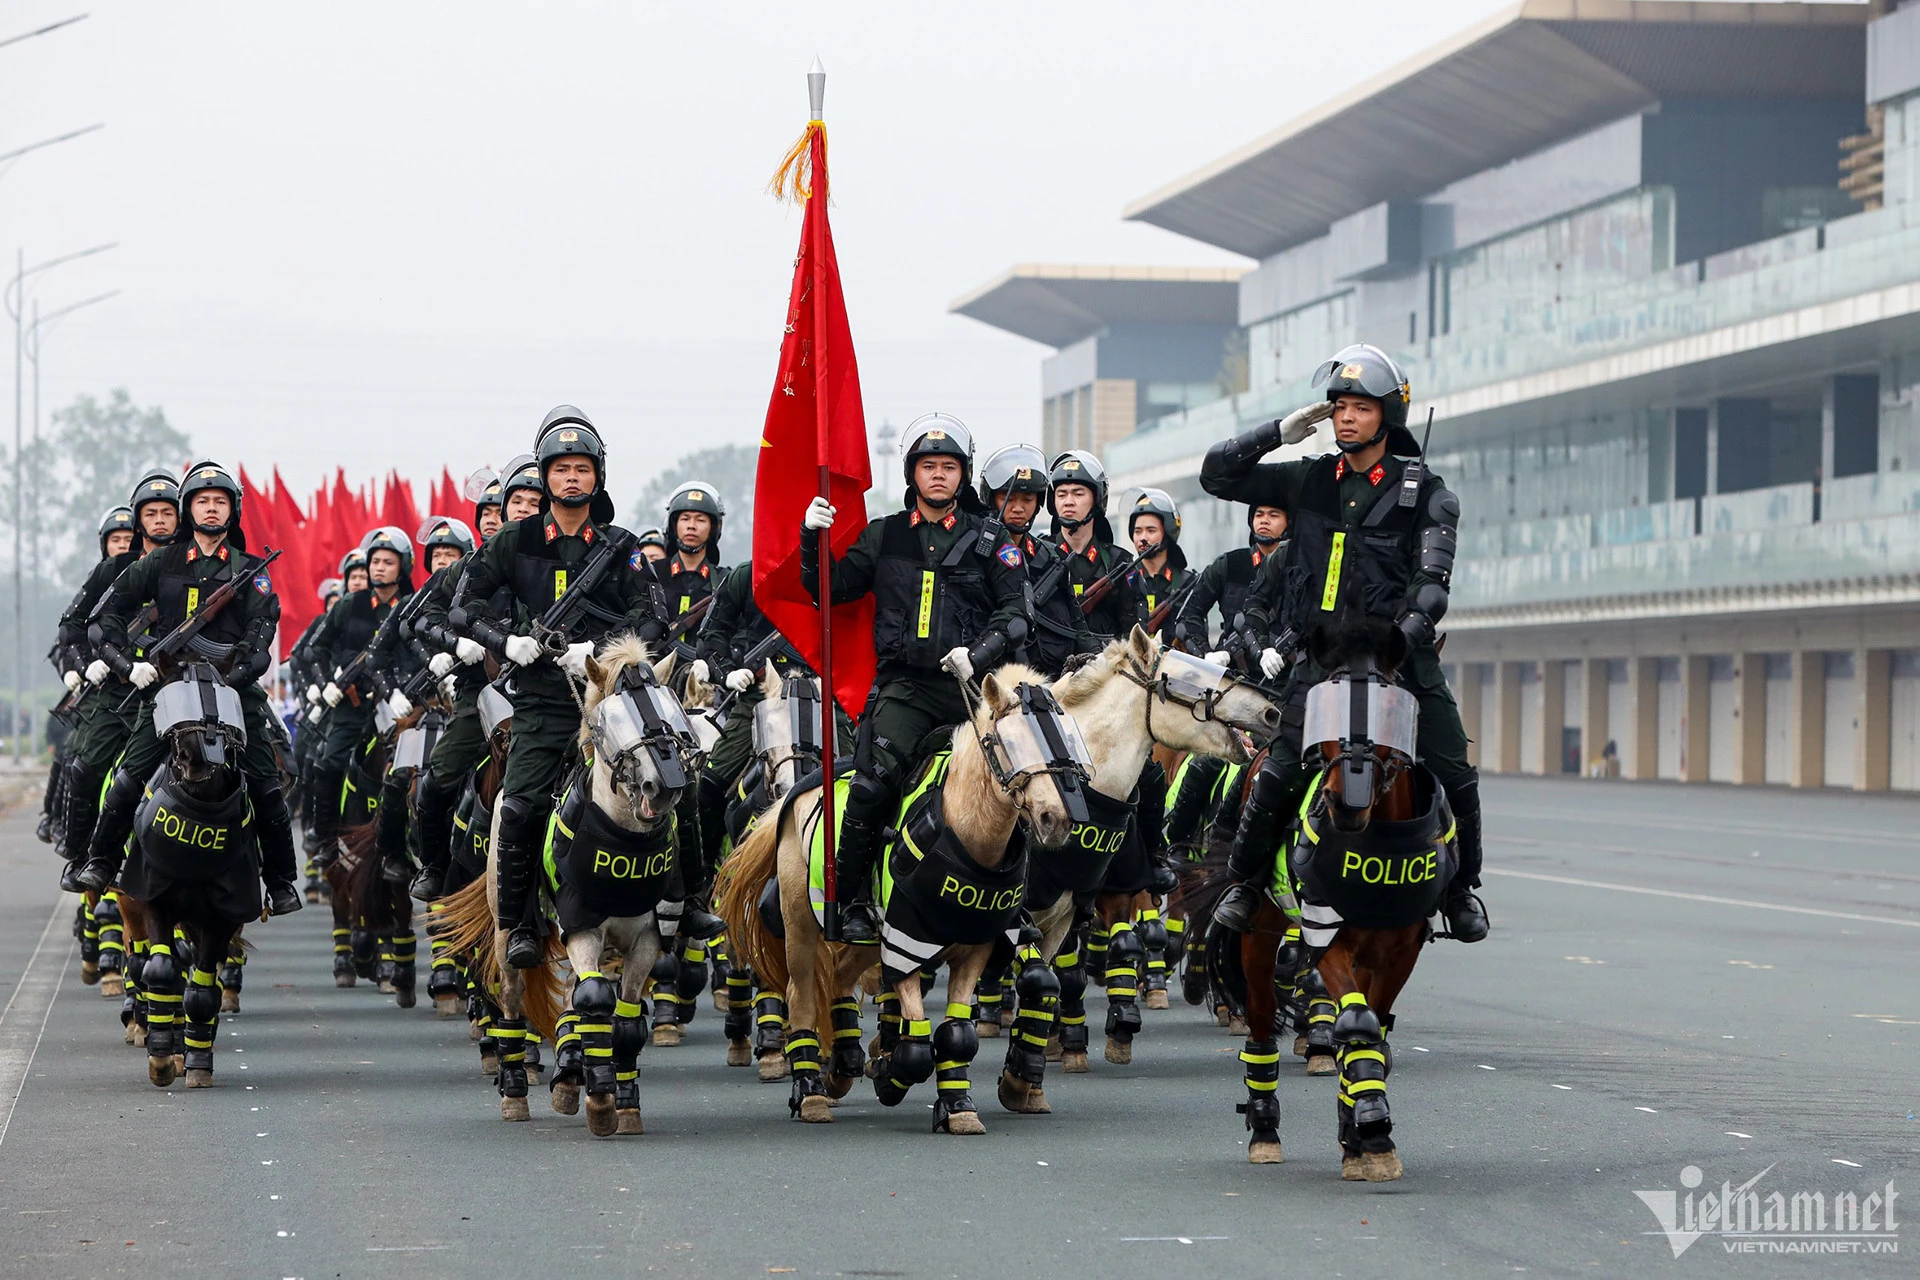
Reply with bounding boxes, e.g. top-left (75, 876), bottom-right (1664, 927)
top-left (0, 775), bottom-right (1915, 1279)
